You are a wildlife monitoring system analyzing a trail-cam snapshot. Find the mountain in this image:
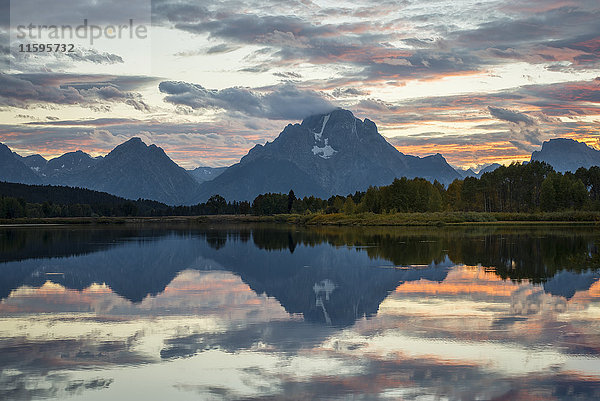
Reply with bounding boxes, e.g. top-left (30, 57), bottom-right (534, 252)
top-left (0, 144), bottom-right (42, 184)
top-left (531, 138), bottom-right (600, 172)
top-left (404, 153), bottom-right (461, 183)
top-left (1, 138), bottom-right (201, 205)
top-left (195, 109), bottom-right (461, 201)
top-left (478, 163), bottom-right (502, 176)
top-left (457, 168), bottom-right (477, 178)
top-left (43, 150), bottom-right (102, 183)
top-left (187, 166), bottom-right (227, 183)
top-left (17, 154), bottom-right (47, 173)
top-left (66, 138), bottom-right (202, 205)
top-left (457, 163), bottom-right (501, 179)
